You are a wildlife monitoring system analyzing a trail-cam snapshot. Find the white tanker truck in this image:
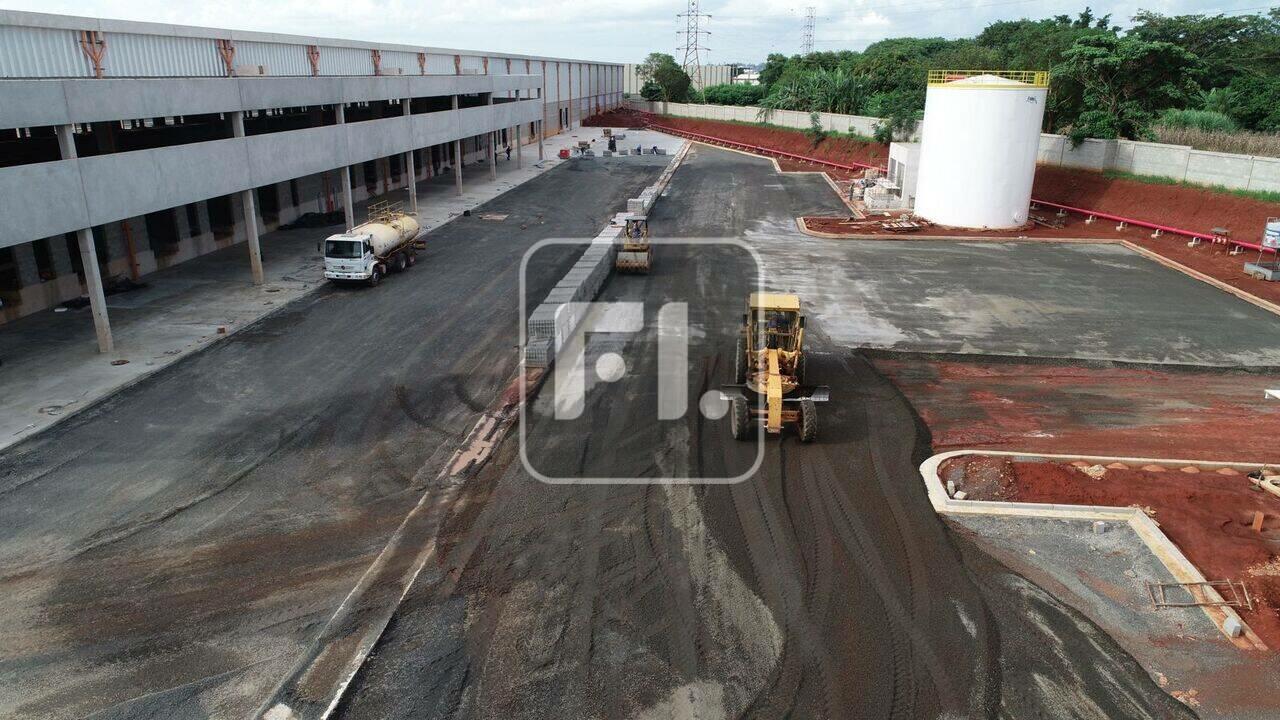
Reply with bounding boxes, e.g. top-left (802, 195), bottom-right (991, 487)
top-left (321, 202), bottom-right (423, 286)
